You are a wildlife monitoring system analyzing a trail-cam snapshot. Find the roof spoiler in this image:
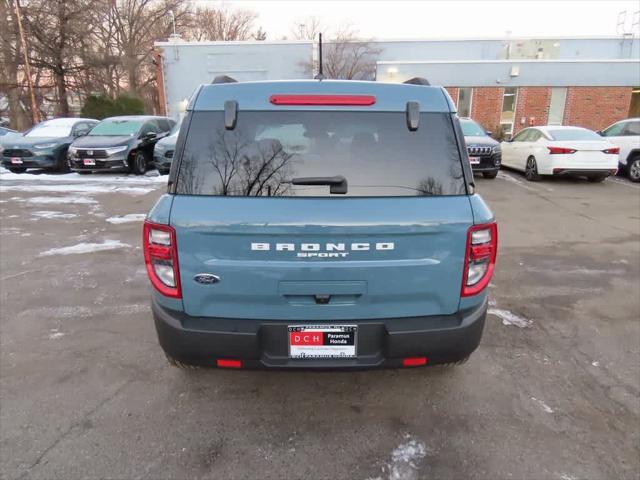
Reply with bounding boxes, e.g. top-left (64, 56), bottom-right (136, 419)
top-left (212, 75), bottom-right (238, 84)
top-left (403, 77), bottom-right (430, 86)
